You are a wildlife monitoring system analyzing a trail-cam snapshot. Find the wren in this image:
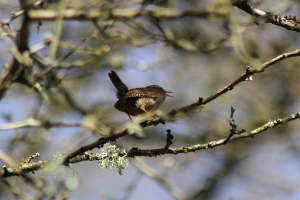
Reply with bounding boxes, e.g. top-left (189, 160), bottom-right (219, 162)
top-left (108, 70), bottom-right (173, 119)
